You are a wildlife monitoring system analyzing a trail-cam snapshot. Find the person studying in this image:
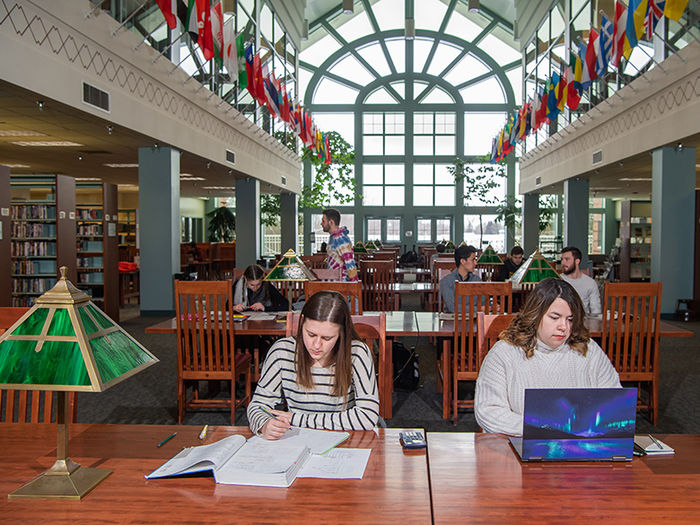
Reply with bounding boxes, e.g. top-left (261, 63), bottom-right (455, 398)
top-left (247, 291), bottom-right (380, 439)
top-left (232, 264), bottom-right (289, 312)
top-left (475, 278), bottom-right (620, 436)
